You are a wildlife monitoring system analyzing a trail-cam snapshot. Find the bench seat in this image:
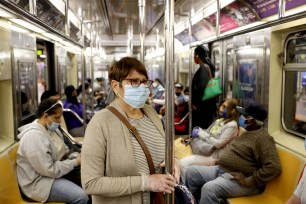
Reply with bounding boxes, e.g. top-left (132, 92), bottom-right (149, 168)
top-left (0, 142), bottom-right (64, 204)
